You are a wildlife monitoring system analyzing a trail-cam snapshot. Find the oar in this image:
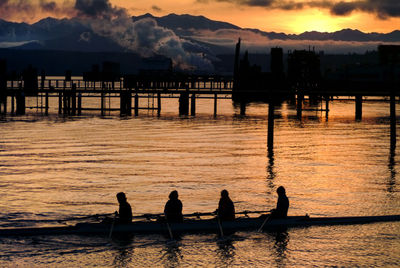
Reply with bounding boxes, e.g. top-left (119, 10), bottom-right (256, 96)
top-left (164, 214), bottom-right (176, 245)
top-left (216, 214), bottom-right (232, 244)
top-left (217, 215), bottom-right (224, 238)
top-left (257, 214), bottom-right (272, 232)
top-left (131, 210), bottom-right (271, 220)
top-left (108, 212), bottom-right (117, 239)
top-left (57, 213), bottom-right (114, 223)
